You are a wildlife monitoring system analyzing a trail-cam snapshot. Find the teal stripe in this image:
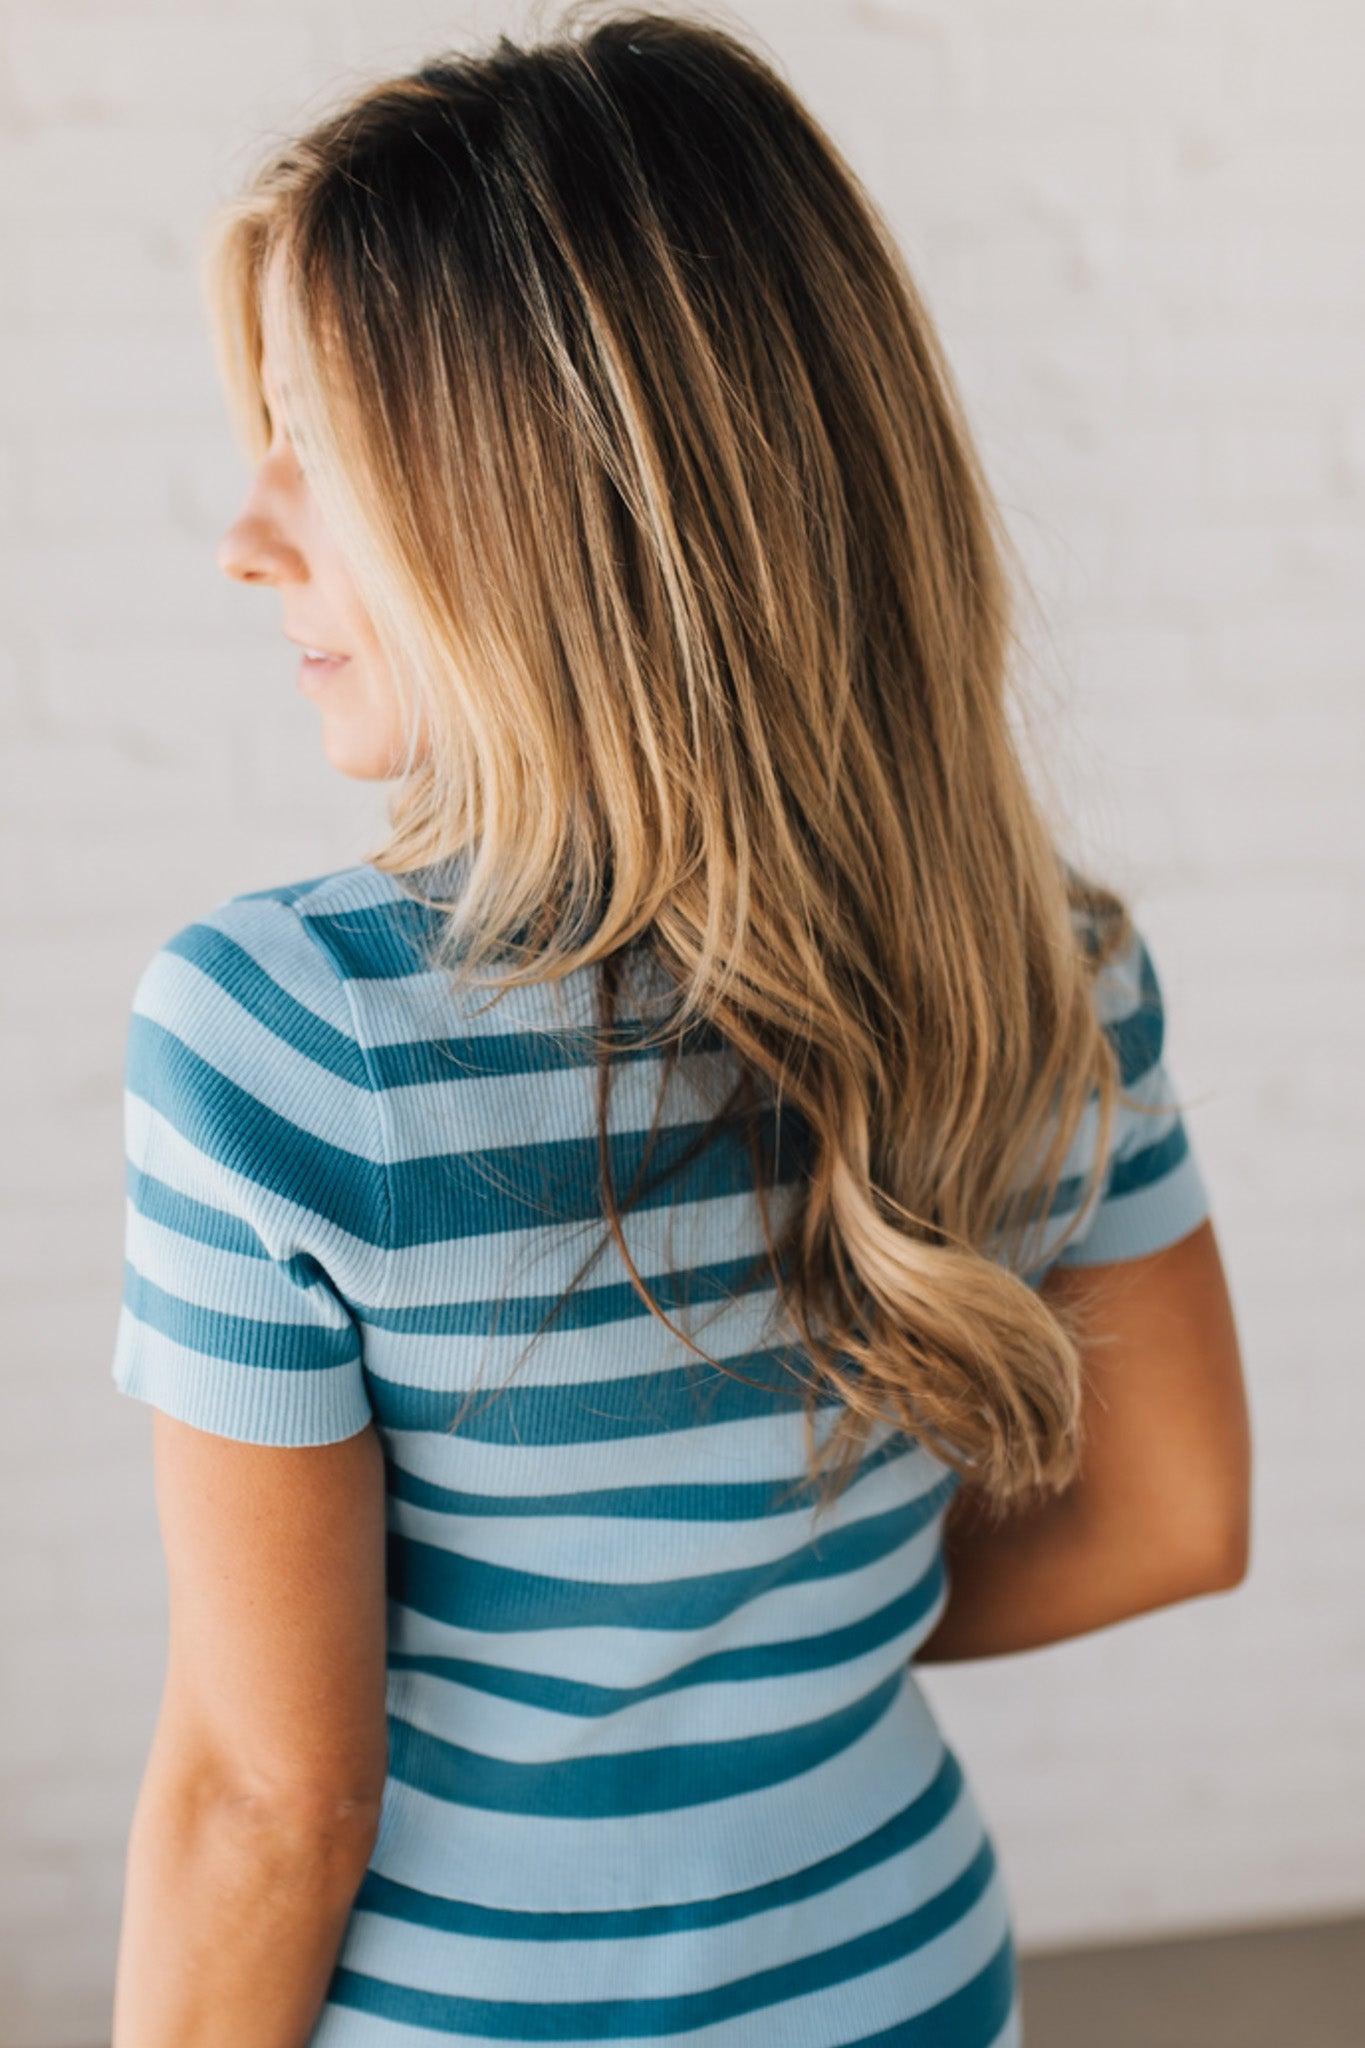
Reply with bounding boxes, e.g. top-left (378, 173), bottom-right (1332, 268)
top-left (387, 1550), bottom-right (947, 1715)
top-left (386, 1111), bottom-right (812, 1247)
top-left (126, 1014), bottom-right (388, 1249)
top-left (159, 917), bottom-right (371, 1089)
top-left (384, 1665), bottom-right (907, 1819)
top-left (367, 1343), bottom-right (844, 1443)
top-left (128, 1165), bottom-right (284, 1264)
top-left (387, 1475), bottom-right (957, 1633)
top-left (367, 1012), bottom-right (726, 1089)
top-left (326, 1821), bottom-right (999, 2034)
top-left (121, 1259), bottom-right (360, 1374)
top-left (350, 1743), bottom-right (964, 1936)
top-left (1108, 937), bottom-right (1163, 1081)
top-left (1110, 1115), bottom-right (1189, 1197)
top-left (300, 891), bottom-right (461, 981)
top-left (838, 1929), bottom-right (1017, 2047)
top-left (289, 890), bottom-right (440, 981)
top-left (364, 1247), bottom-right (781, 1337)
